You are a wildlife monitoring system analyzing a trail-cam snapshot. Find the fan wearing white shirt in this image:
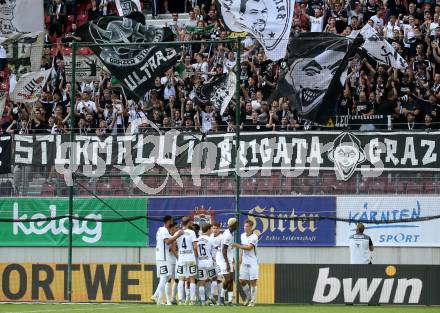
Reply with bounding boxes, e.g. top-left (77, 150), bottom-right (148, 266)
top-left (191, 53), bottom-right (209, 82)
top-left (232, 219), bottom-right (259, 307)
top-left (77, 91), bottom-right (97, 115)
top-left (223, 51), bottom-right (237, 74)
top-left (307, 8), bottom-right (325, 32)
top-left (370, 10), bottom-right (384, 29)
top-left (154, 216), bottom-right (184, 305)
